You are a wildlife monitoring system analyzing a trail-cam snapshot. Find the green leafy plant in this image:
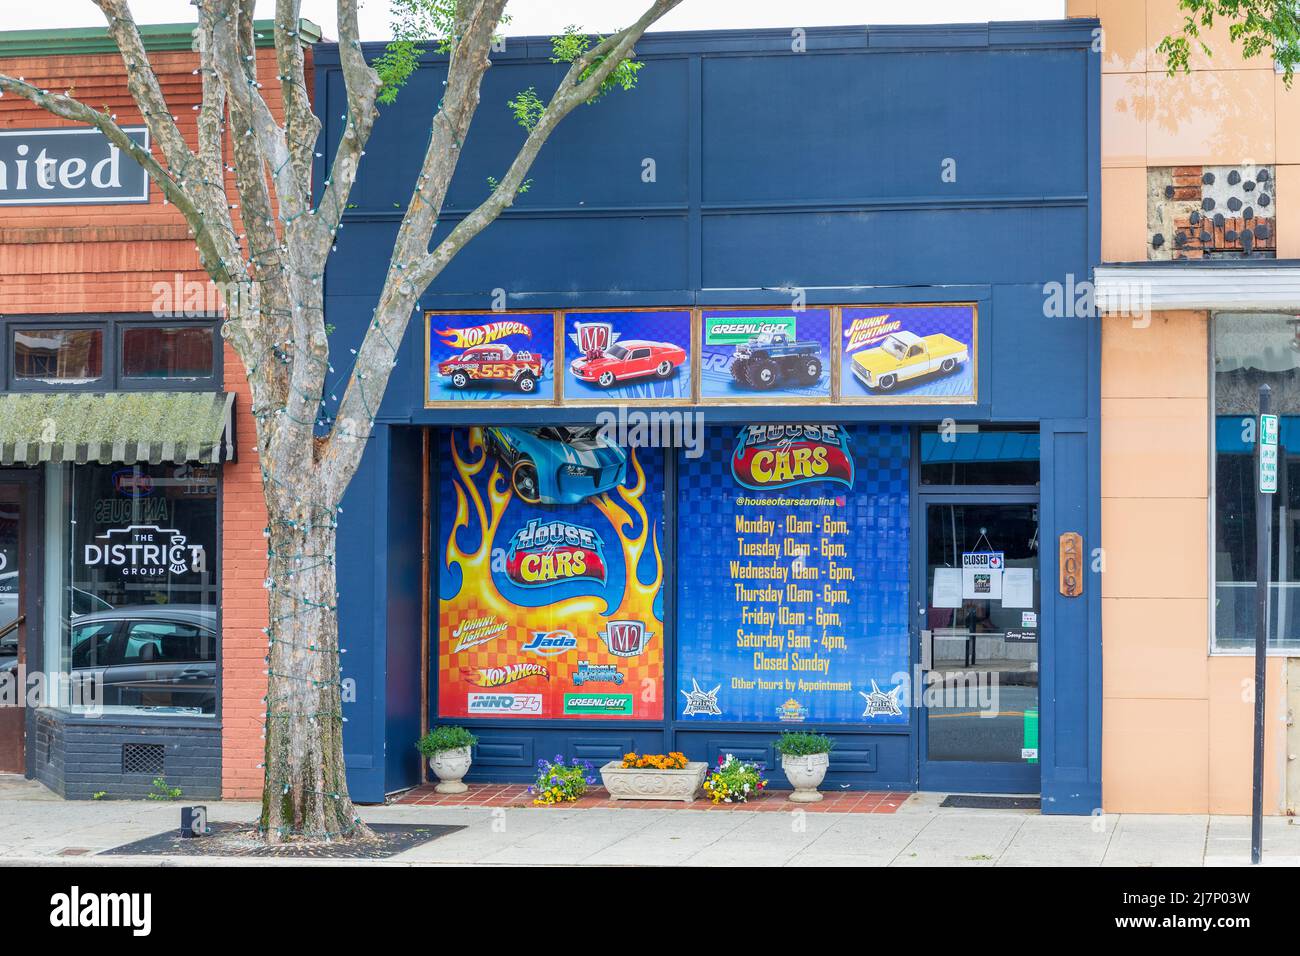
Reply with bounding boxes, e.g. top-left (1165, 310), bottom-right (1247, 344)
top-left (146, 776), bottom-right (182, 801)
top-left (92, 791), bottom-right (107, 801)
top-left (529, 755), bottom-right (596, 806)
top-left (1158, 0), bottom-right (1300, 86)
top-left (774, 730), bottom-right (835, 757)
top-left (416, 724), bottom-right (478, 757)
top-left (703, 754), bottom-right (768, 804)
top-left (374, 0), bottom-right (513, 104)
